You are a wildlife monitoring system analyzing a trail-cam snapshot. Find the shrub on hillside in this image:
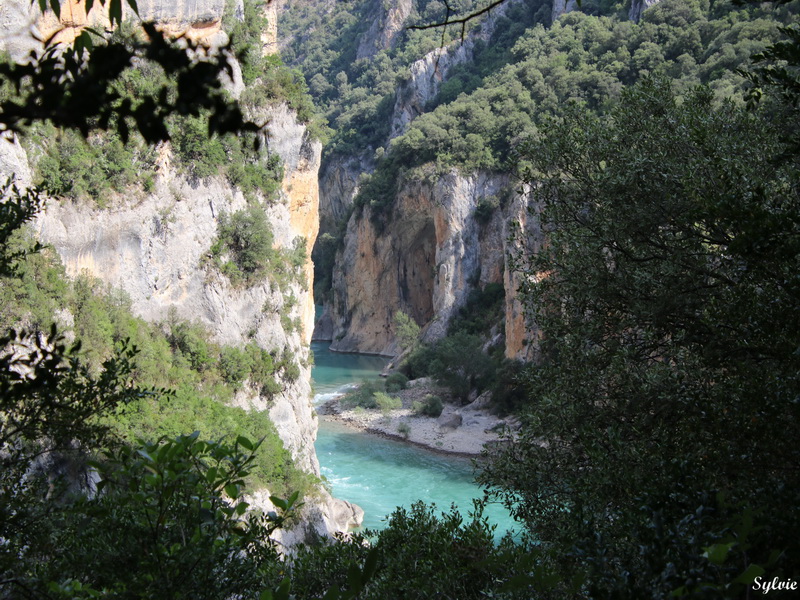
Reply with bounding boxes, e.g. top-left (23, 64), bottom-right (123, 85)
top-left (412, 394), bottom-right (443, 418)
top-left (341, 379), bottom-right (381, 409)
top-left (397, 422), bottom-right (411, 438)
top-left (384, 372), bottom-right (409, 393)
top-left (375, 392), bottom-right (402, 415)
top-left (393, 310), bottom-right (421, 351)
